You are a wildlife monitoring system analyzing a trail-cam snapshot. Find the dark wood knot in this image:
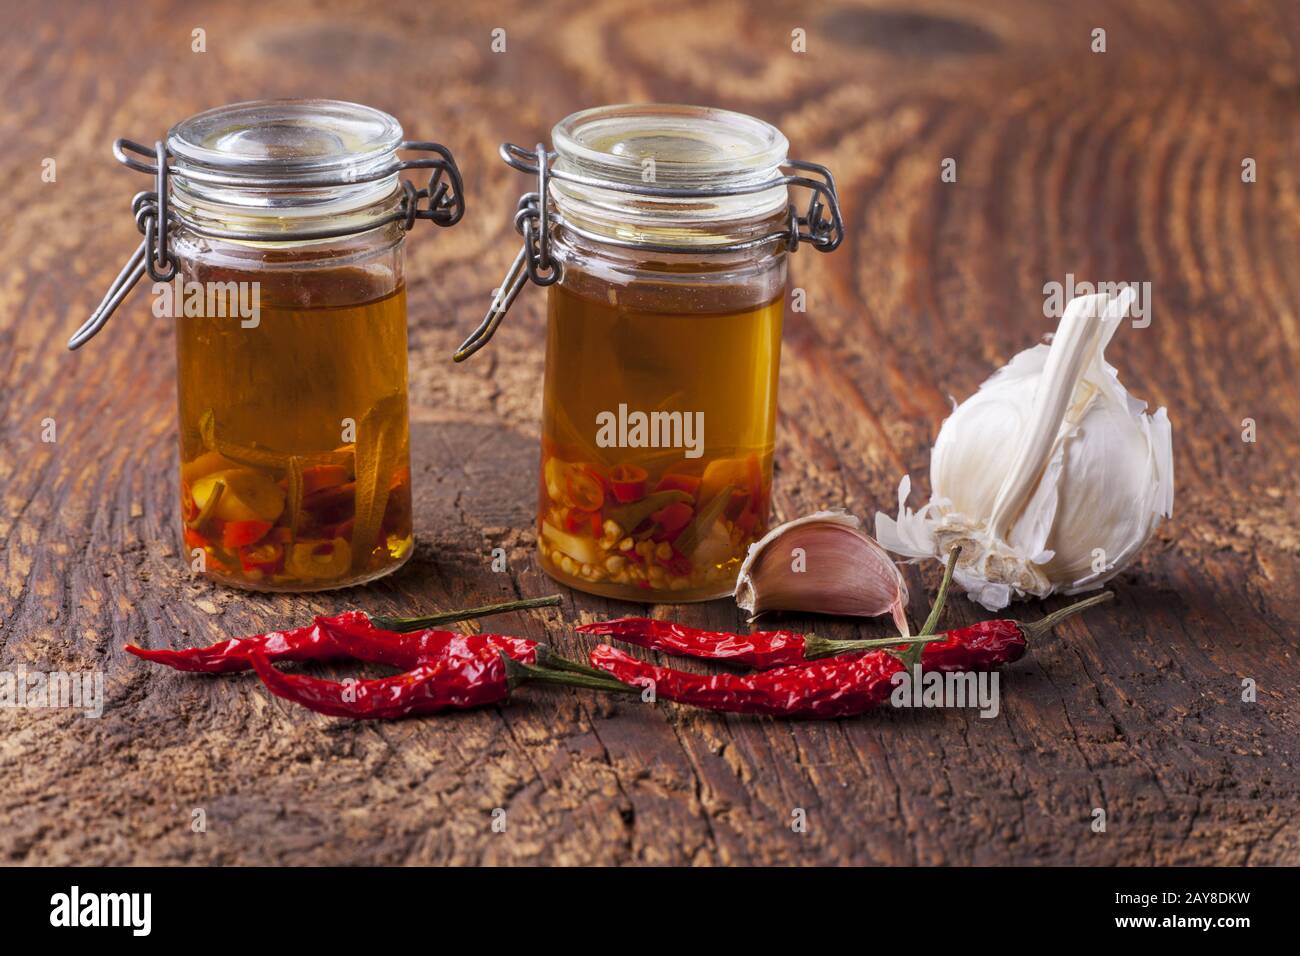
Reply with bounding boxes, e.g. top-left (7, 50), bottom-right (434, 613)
top-left (820, 8), bottom-right (1002, 56)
